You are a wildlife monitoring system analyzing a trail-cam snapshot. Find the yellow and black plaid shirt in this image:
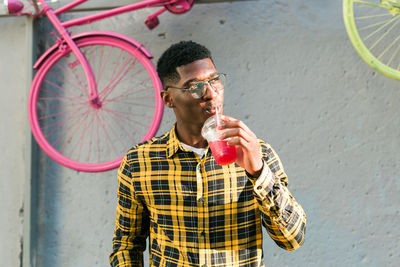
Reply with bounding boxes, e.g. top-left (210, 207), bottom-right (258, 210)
top-left (110, 125), bottom-right (306, 267)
